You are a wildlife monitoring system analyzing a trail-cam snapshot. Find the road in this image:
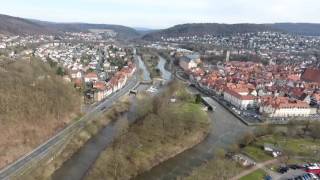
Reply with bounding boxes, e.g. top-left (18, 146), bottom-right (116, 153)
top-left (51, 61), bottom-right (151, 180)
top-left (0, 58), bottom-right (140, 180)
top-left (230, 159), bottom-right (279, 180)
